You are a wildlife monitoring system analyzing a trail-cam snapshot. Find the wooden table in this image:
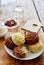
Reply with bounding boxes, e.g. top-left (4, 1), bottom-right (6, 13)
top-left (0, 0), bottom-right (44, 65)
top-left (33, 0), bottom-right (44, 26)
